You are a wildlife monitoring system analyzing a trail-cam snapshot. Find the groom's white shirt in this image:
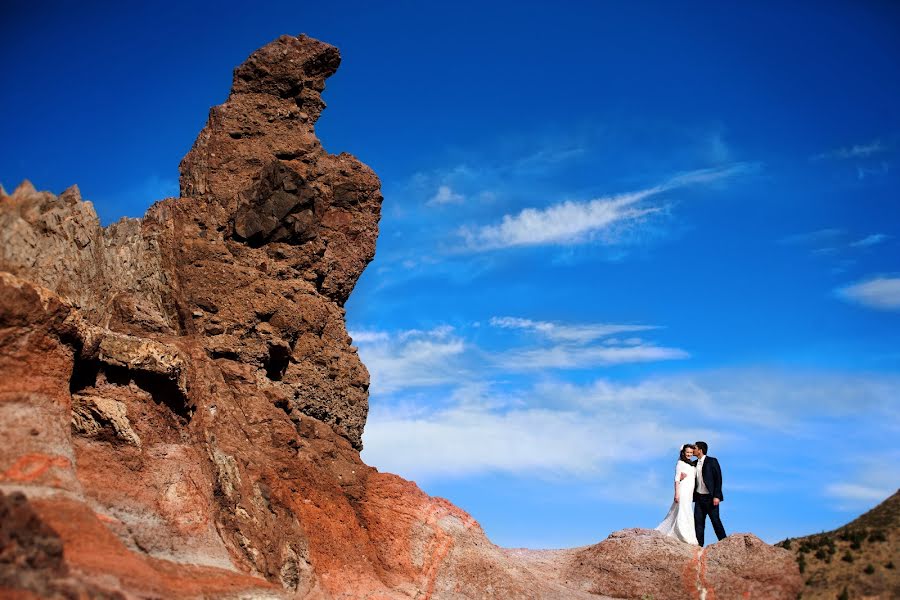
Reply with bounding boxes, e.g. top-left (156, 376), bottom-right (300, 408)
top-left (696, 456), bottom-right (709, 494)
